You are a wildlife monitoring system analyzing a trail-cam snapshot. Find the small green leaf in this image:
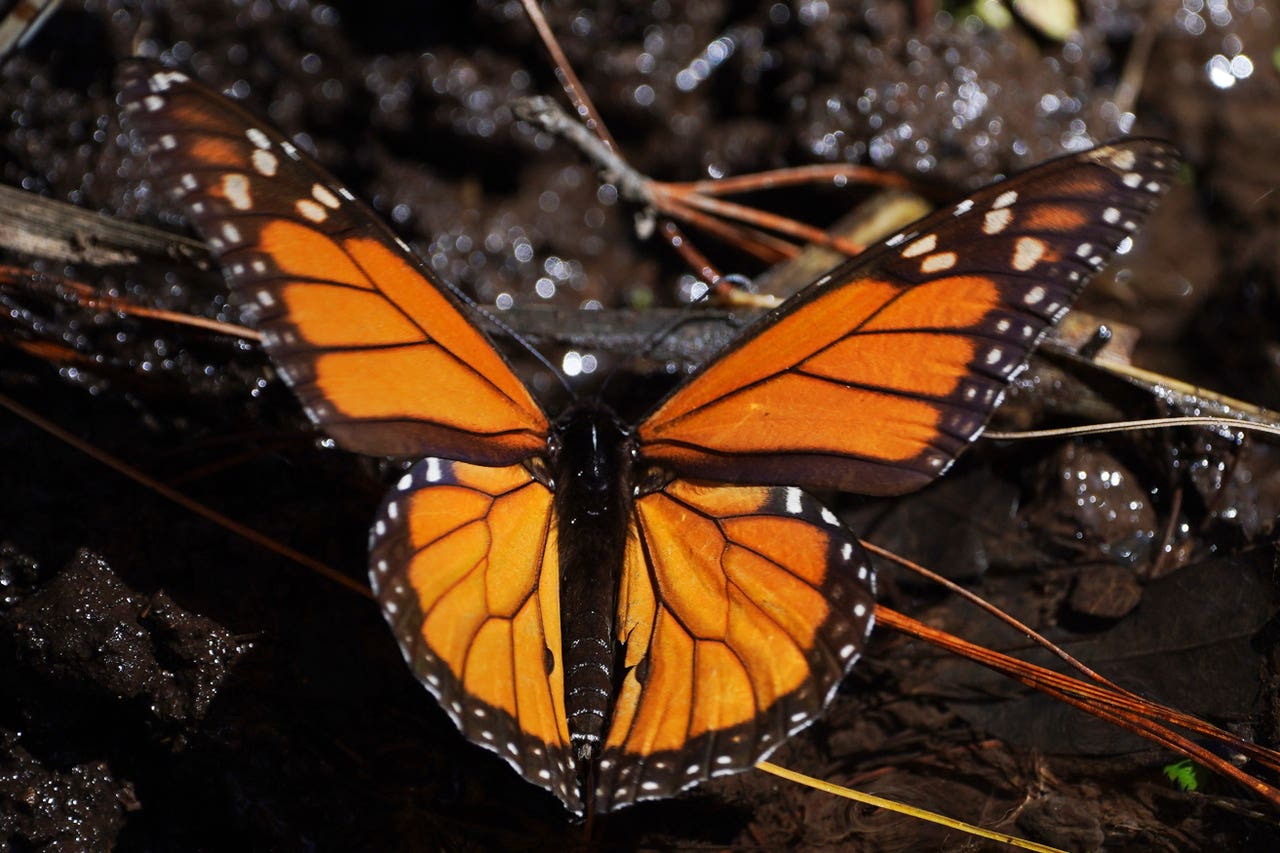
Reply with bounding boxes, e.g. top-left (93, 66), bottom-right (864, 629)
top-left (1163, 759), bottom-right (1202, 792)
